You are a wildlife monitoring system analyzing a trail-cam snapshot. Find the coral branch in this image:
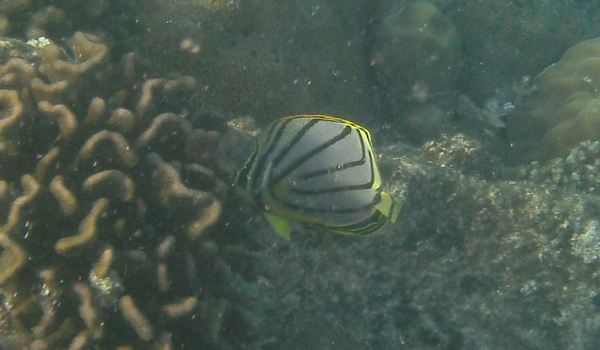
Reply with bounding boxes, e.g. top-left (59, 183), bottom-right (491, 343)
top-left (108, 108), bottom-right (136, 134)
top-left (0, 230), bottom-right (26, 285)
top-left (49, 175), bottom-right (79, 216)
top-left (136, 113), bottom-right (191, 149)
top-left (82, 170), bottom-right (135, 202)
top-left (54, 198), bottom-right (109, 255)
top-left (83, 97), bottom-right (107, 127)
top-left (147, 153), bottom-right (221, 237)
top-left (73, 282), bottom-right (102, 339)
top-left (67, 331), bottom-right (90, 350)
top-left (78, 130), bottom-right (138, 168)
top-left (157, 263), bottom-right (170, 293)
top-left (41, 32), bottom-right (108, 83)
top-left (32, 269), bottom-right (60, 338)
top-left (0, 89), bottom-right (23, 133)
top-left (135, 78), bottom-right (165, 118)
top-left (91, 246), bottom-right (114, 280)
top-left (161, 296), bottom-right (198, 318)
top-left (34, 147), bottom-right (60, 182)
top-left (0, 58), bottom-right (35, 87)
top-left (156, 235), bottom-right (176, 258)
top-left (38, 101), bottom-right (79, 141)
top-left (187, 199), bottom-right (222, 239)
top-left (119, 295), bottom-right (153, 341)
top-left (30, 78), bottom-right (69, 102)
top-left (1, 174), bottom-right (40, 234)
